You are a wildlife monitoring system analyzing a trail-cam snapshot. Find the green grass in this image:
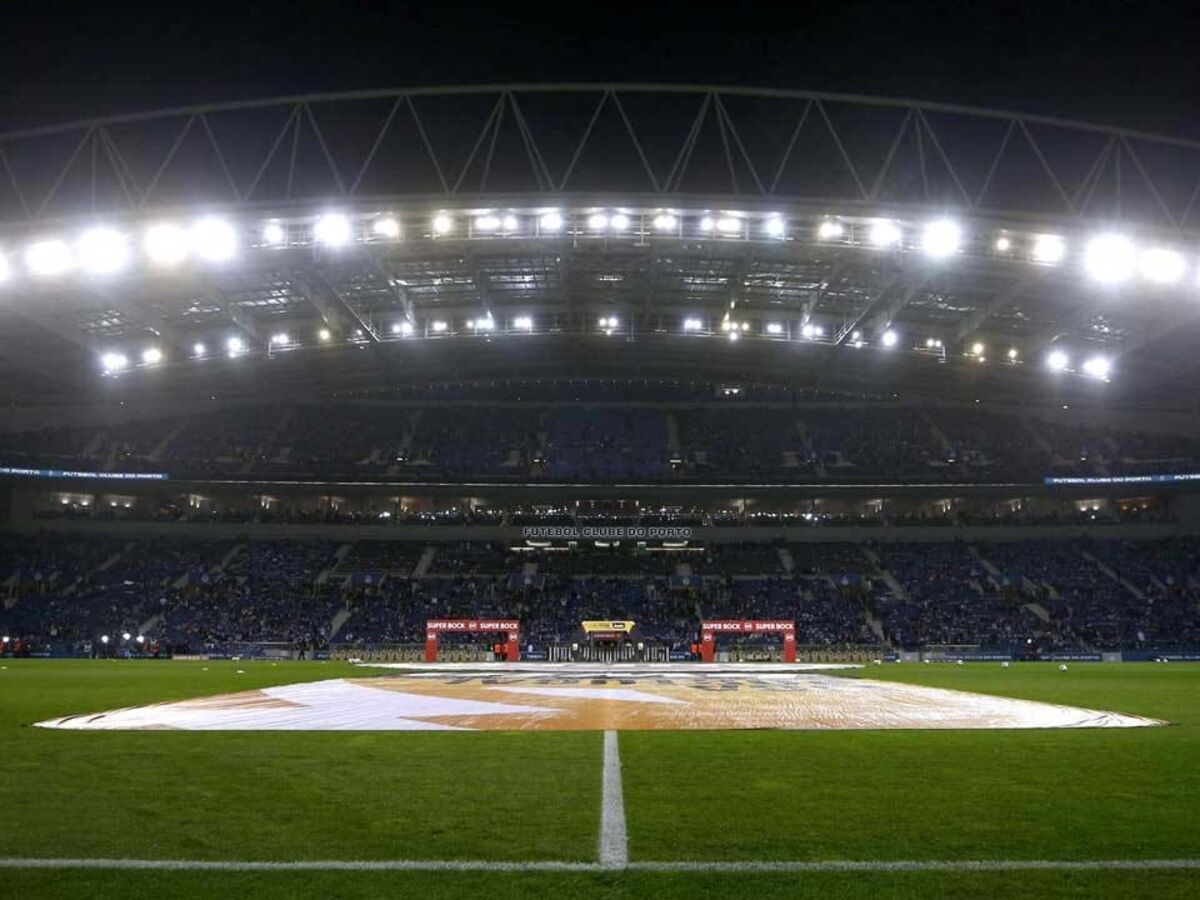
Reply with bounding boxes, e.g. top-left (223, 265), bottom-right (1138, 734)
top-left (1, 659), bottom-right (1197, 898)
